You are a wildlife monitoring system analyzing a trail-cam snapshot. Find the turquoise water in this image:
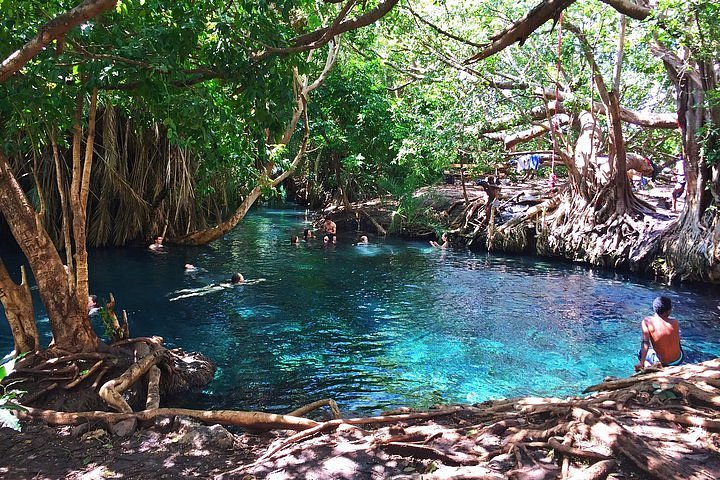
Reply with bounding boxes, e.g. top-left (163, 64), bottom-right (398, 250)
top-left (2, 207), bottom-right (720, 415)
